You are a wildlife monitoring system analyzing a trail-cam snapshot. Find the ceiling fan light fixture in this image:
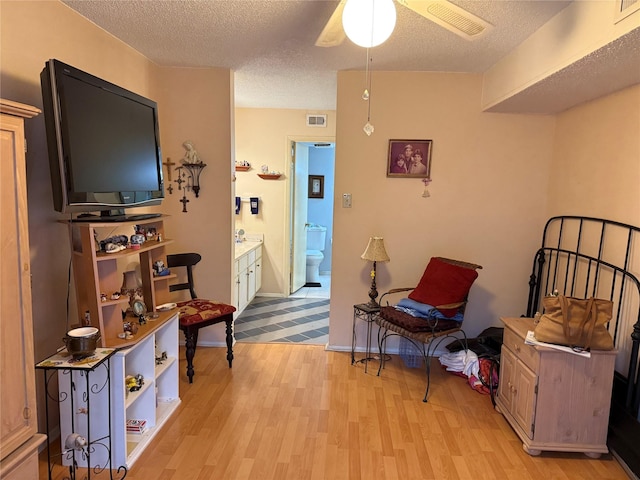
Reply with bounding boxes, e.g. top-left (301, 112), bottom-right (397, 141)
top-left (342, 0), bottom-right (397, 48)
